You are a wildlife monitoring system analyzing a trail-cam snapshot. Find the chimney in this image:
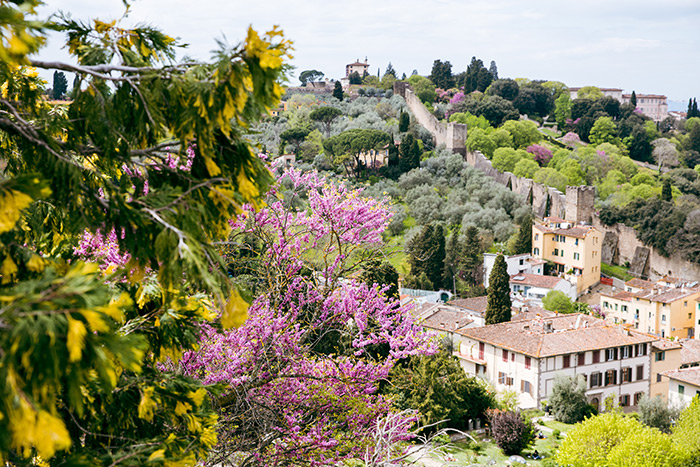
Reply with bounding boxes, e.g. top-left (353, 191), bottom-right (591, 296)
top-left (543, 321), bottom-right (553, 333)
